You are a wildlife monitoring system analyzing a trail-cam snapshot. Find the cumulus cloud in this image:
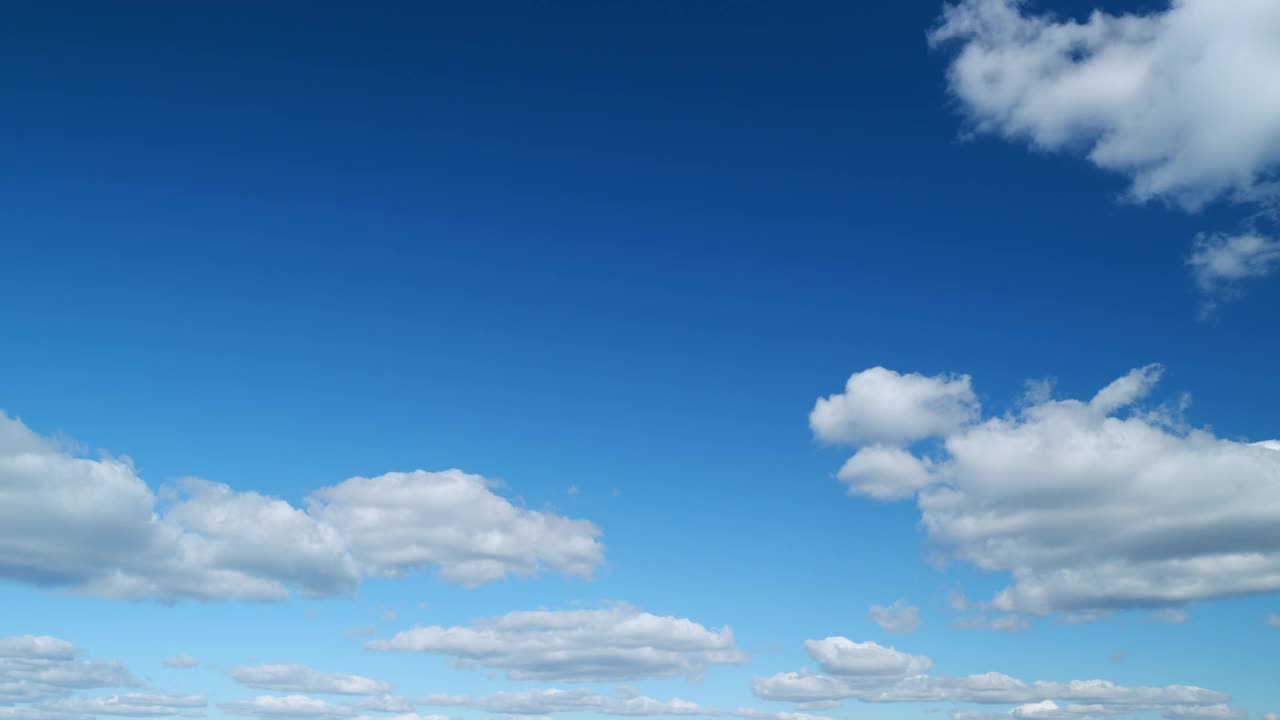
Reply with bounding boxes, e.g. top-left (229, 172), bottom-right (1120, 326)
top-left (868, 600), bottom-right (923, 635)
top-left (222, 694), bottom-right (358, 720)
top-left (931, 0), bottom-right (1280, 306)
top-left (229, 664), bottom-right (392, 696)
top-left (930, 0), bottom-right (1280, 210)
top-left (162, 654), bottom-right (200, 669)
top-left (837, 447), bottom-right (935, 501)
top-left (0, 412), bottom-right (604, 601)
top-left (368, 605), bottom-right (747, 682)
top-left (309, 470), bottom-right (603, 588)
top-left (1266, 614), bottom-right (1280, 627)
top-left (804, 638), bottom-right (931, 677)
top-left (814, 365), bottom-right (1280, 616)
top-left (423, 687), bottom-right (825, 720)
top-left (0, 635), bottom-right (198, 719)
top-left (753, 636), bottom-right (1237, 718)
top-left (810, 368), bottom-right (979, 446)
